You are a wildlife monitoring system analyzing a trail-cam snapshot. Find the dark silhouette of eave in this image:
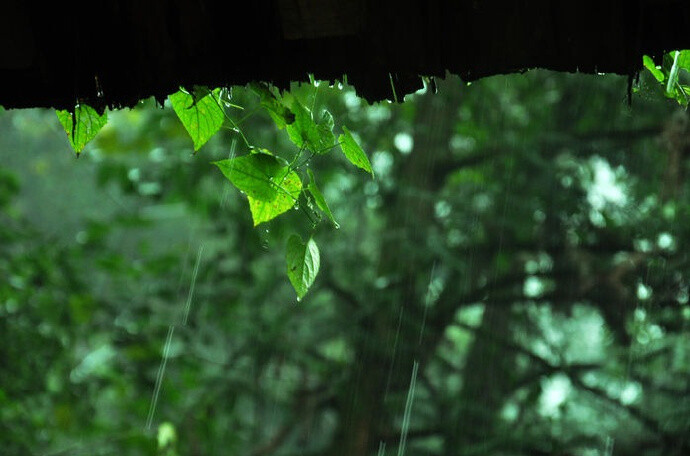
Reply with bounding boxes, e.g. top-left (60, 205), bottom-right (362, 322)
top-left (0, 0), bottom-right (688, 111)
